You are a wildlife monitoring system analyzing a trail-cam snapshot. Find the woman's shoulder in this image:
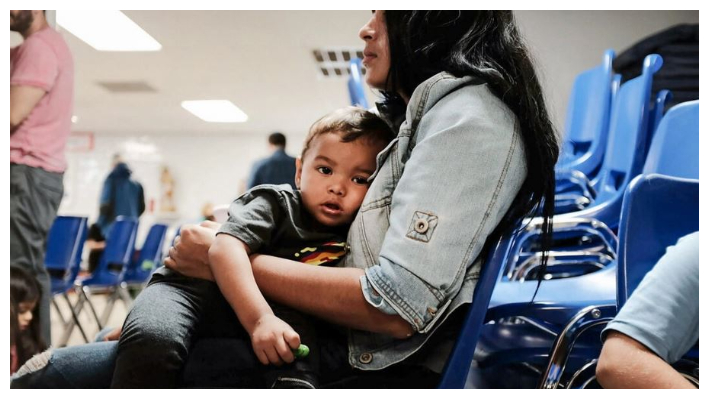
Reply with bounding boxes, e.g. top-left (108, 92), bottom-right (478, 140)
top-left (409, 72), bottom-right (512, 124)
